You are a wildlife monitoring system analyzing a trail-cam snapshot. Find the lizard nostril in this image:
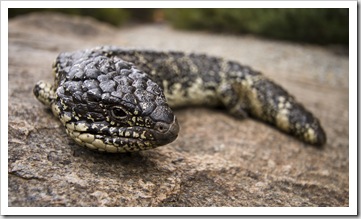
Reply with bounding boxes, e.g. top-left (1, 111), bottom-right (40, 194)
top-left (155, 122), bottom-right (168, 133)
top-left (152, 117), bottom-right (179, 145)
